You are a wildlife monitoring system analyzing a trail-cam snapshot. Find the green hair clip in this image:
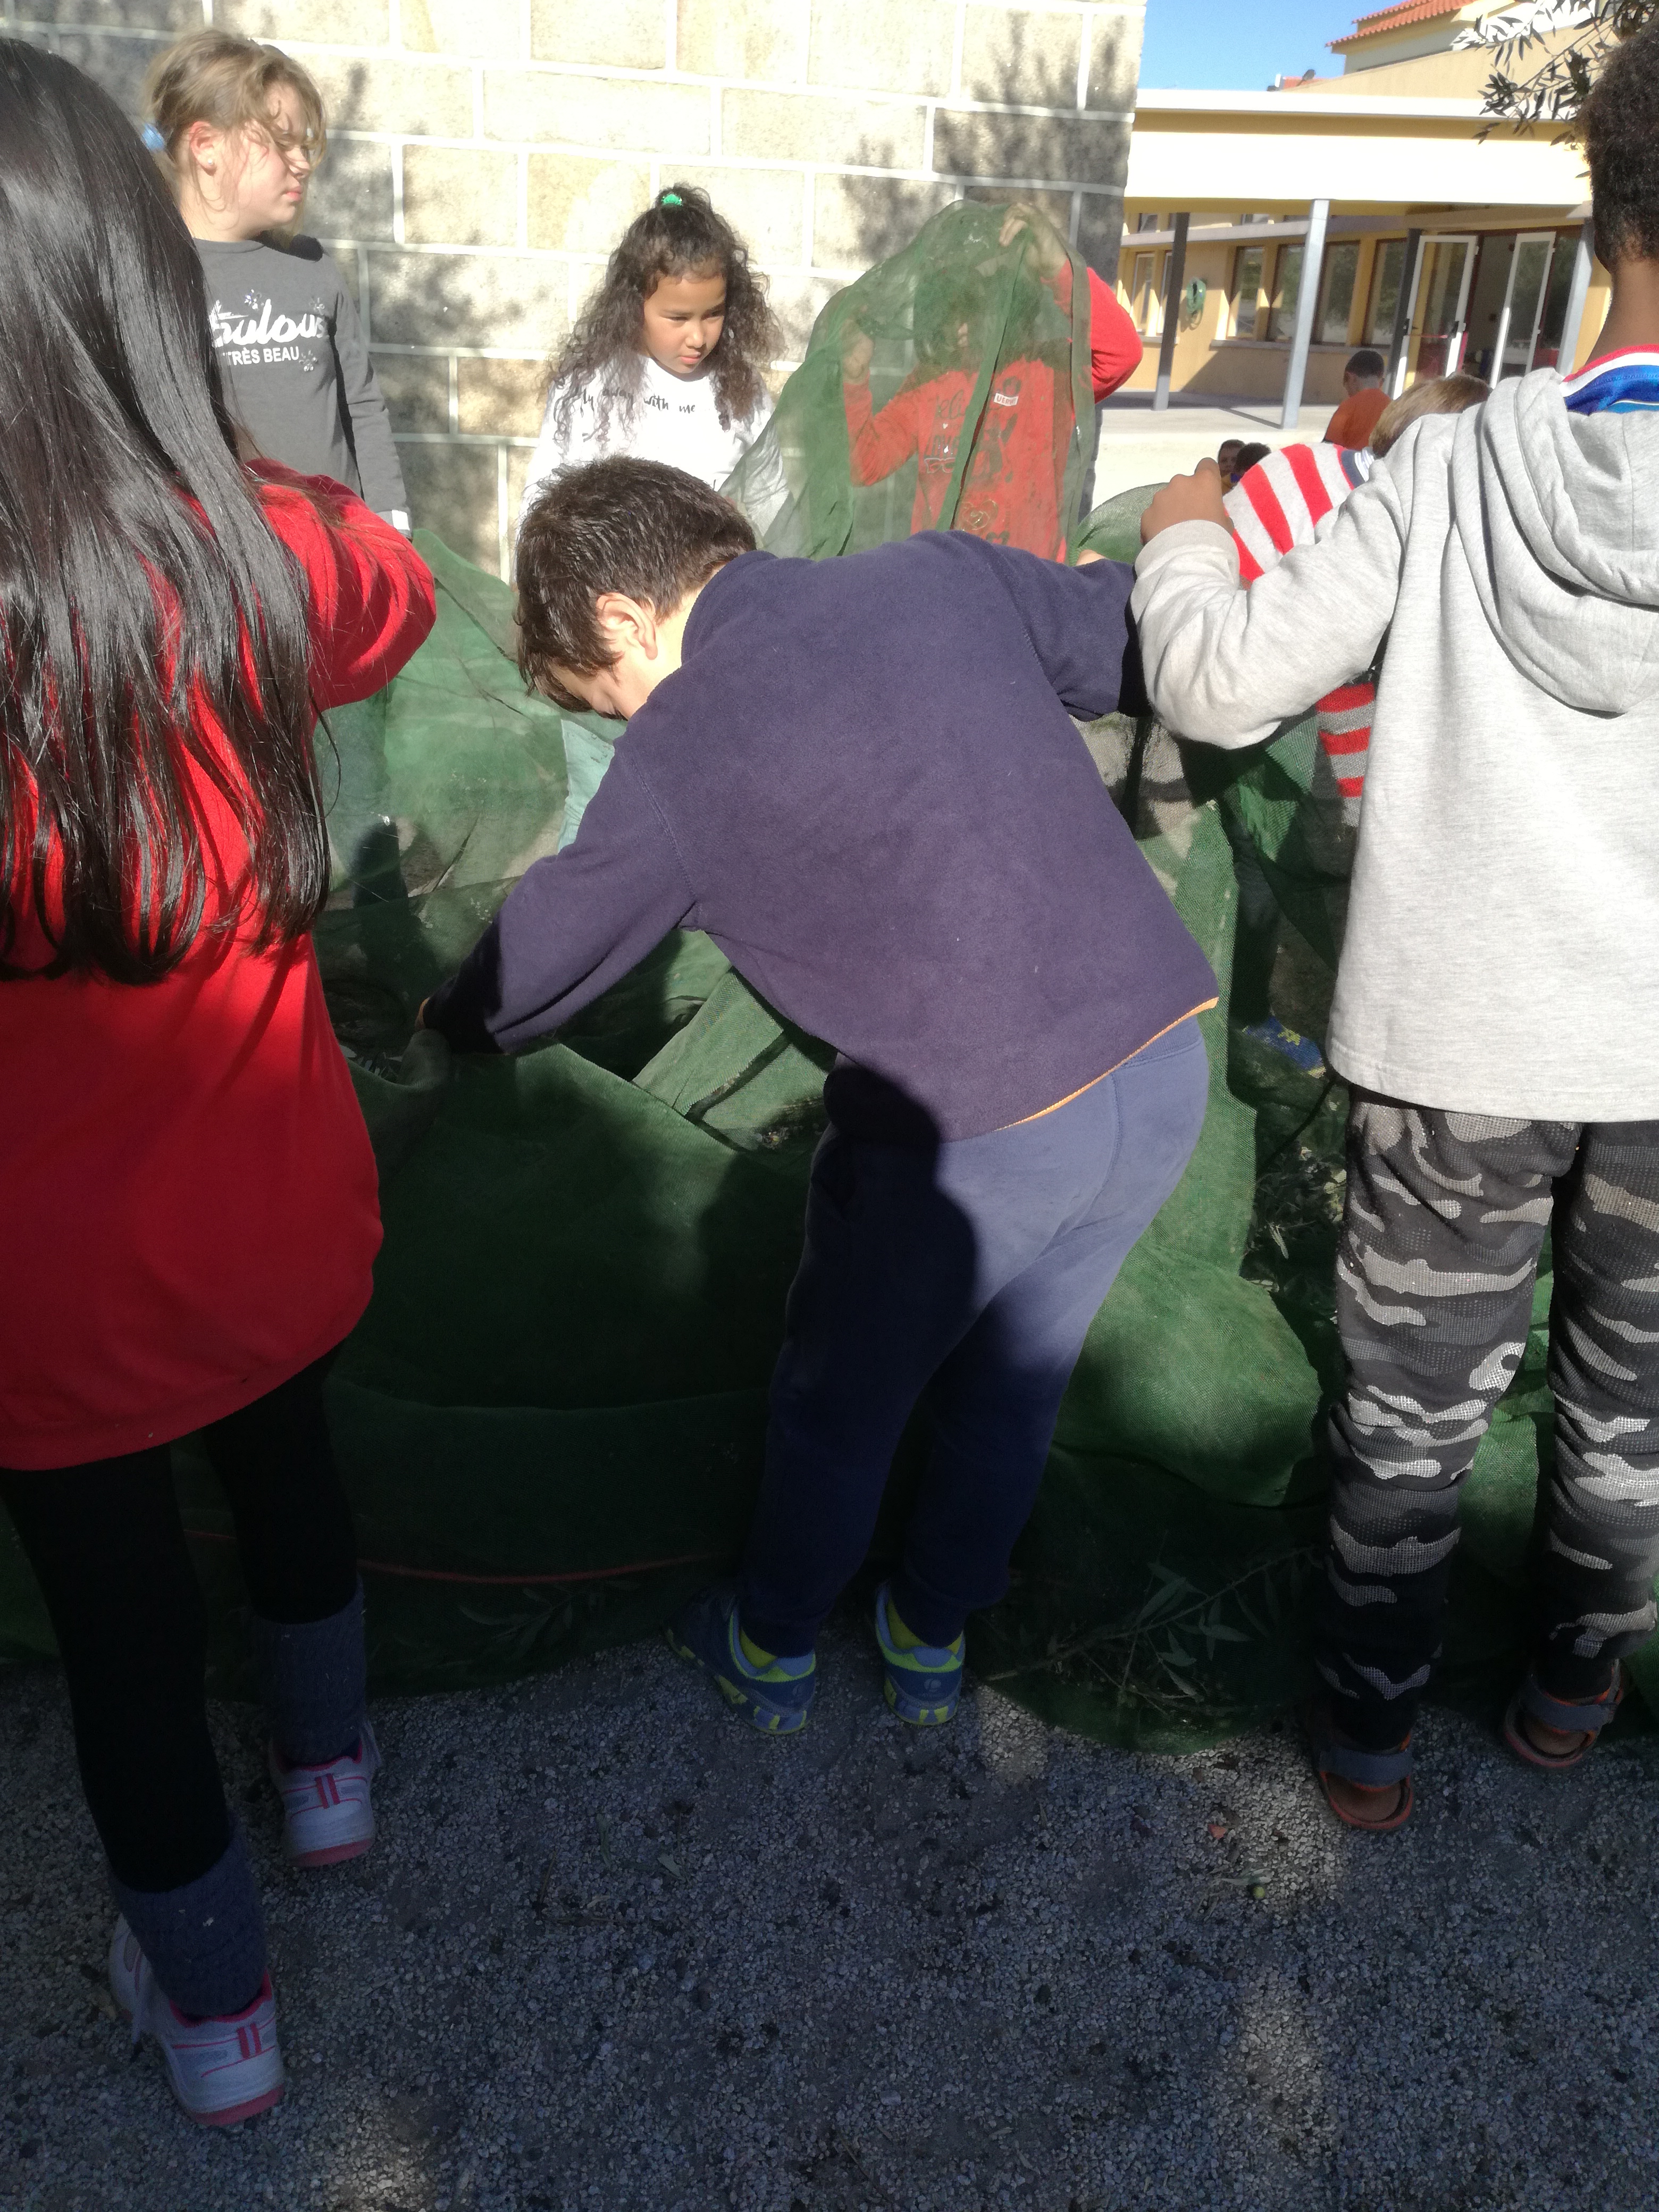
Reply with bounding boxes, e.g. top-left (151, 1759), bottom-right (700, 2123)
top-left (660, 191), bottom-right (682, 207)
